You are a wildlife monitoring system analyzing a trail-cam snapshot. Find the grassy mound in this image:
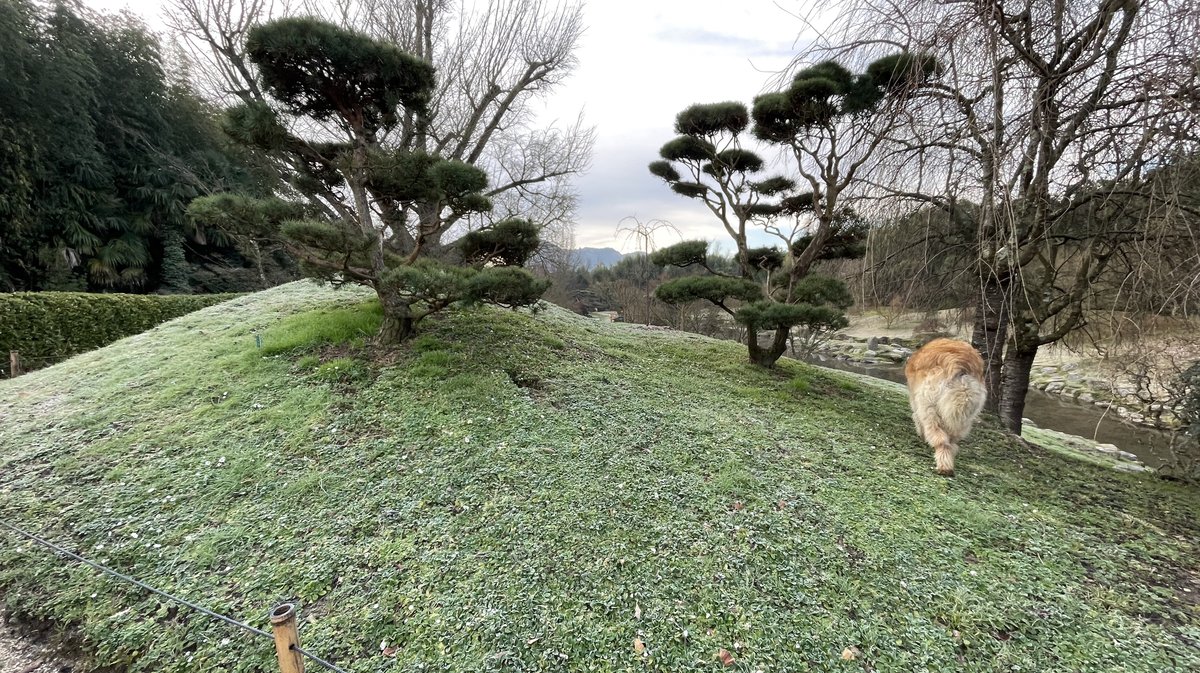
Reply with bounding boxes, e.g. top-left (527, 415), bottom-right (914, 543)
top-left (1, 282), bottom-right (1198, 672)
